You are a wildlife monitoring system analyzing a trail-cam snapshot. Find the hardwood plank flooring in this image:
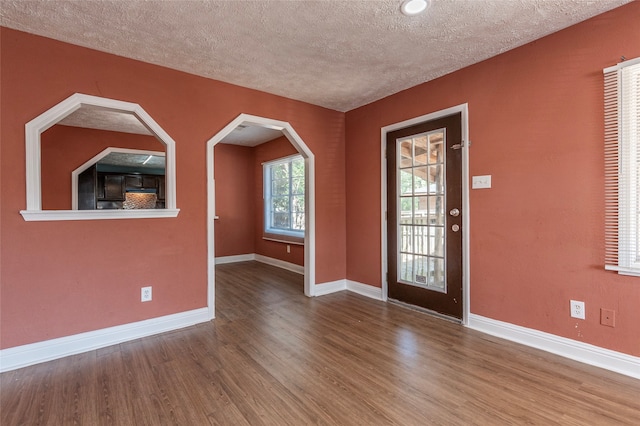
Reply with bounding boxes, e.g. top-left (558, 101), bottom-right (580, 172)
top-left (2, 260), bottom-right (639, 425)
